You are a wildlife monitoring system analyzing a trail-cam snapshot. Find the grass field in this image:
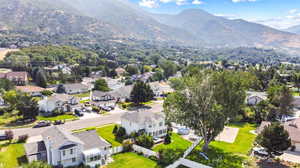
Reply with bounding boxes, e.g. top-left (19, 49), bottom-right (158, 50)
top-left (107, 152), bottom-right (159, 168)
top-left (37, 114), bottom-right (78, 121)
top-left (96, 124), bottom-right (122, 147)
top-left (186, 122), bottom-right (257, 168)
top-left (153, 133), bottom-right (191, 152)
top-left (0, 142), bottom-right (26, 168)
